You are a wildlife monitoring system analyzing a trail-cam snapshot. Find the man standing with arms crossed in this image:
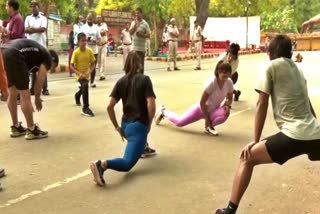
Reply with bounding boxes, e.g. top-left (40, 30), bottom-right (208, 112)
top-left (192, 20), bottom-right (202, 70)
top-left (167, 18), bottom-right (180, 71)
top-left (25, 0), bottom-right (49, 96)
top-left (129, 8), bottom-right (156, 157)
